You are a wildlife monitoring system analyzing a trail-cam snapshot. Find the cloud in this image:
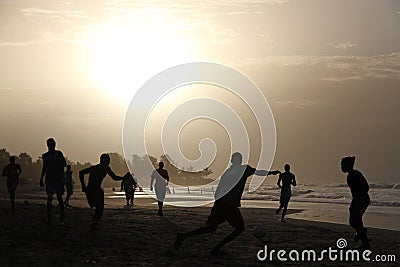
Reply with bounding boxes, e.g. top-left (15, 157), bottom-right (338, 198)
top-left (330, 41), bottom-right (357, 50)
top-left (256, 33), bottom-right (275, 44)
top-left (320, 76), bottom-right (362, 82)
top-left (0, 0), bottom-right (289, 46)
top-left (0, 40), bottom-right (58, 46)
top-left (235, 53), bottom-right (400, 81)
top-left (366, 68), bottom-right (400, 78)
top-left (21, 8), bottom-right (87, 18)
top-left (0, 1), bottom-right (90, 45)
top-left (208, 25), bottom-right (236, 44)
top-left (233, 55), bottom-right (320, 67)
top-left (275, 100), bottom-right (333, 109)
